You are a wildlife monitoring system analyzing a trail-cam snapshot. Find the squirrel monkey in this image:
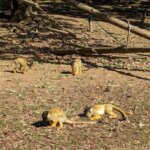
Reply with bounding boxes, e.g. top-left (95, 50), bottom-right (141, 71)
top-left (86, 104), bottom-right (127, 121)
top-left (71, 58), bottom-right (86, 76)
top-left (14, 57), bottom-right (33, 74)
top-left (42, 108), bottom-right (96, 129)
